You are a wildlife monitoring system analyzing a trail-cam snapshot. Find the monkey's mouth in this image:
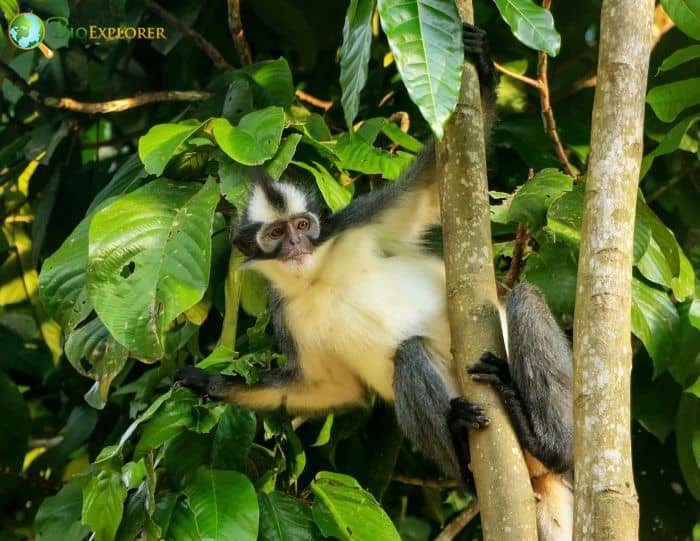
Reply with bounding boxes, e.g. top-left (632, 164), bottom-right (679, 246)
top-left (283, 251), bottom-right (312, 264)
